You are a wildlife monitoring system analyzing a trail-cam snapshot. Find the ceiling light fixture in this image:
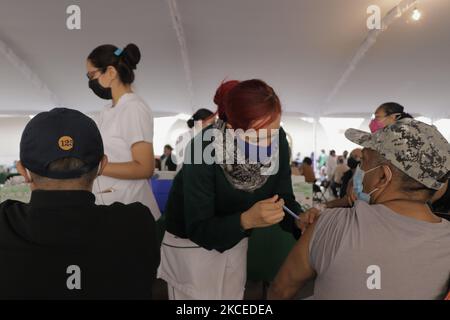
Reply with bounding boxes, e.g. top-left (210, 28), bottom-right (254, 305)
top-left (412, 8), bottom-right (422, 21)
